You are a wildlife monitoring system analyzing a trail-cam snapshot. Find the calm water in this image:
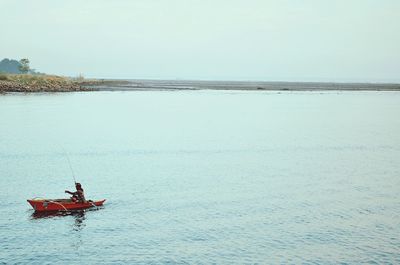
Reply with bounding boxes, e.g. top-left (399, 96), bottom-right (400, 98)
top-left (0, 91), bottom-right (399, 264)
